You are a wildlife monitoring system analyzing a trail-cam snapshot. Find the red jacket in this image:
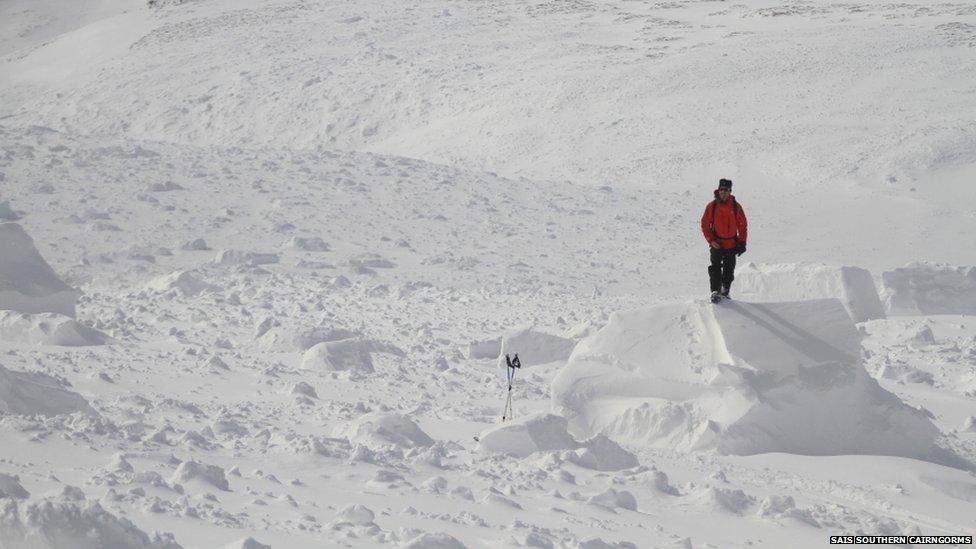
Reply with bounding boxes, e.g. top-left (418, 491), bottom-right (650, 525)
top-left (701, 194), bottom-right (747, 250)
